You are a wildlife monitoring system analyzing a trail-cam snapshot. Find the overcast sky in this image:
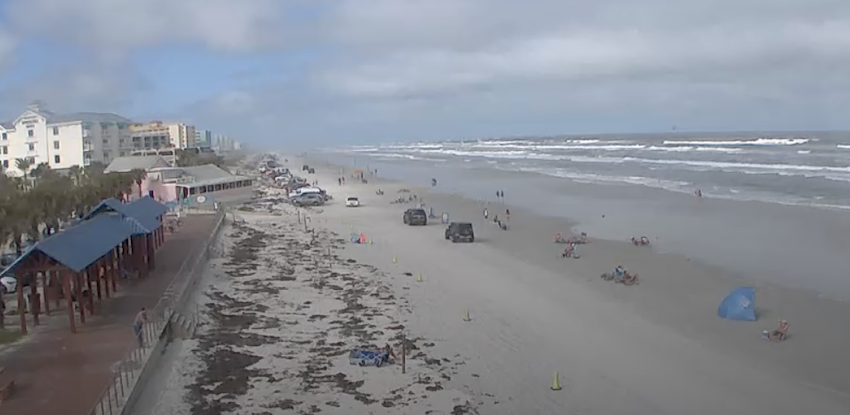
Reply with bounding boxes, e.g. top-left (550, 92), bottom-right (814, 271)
top-left (0, 0), bottom-right (848, 148)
